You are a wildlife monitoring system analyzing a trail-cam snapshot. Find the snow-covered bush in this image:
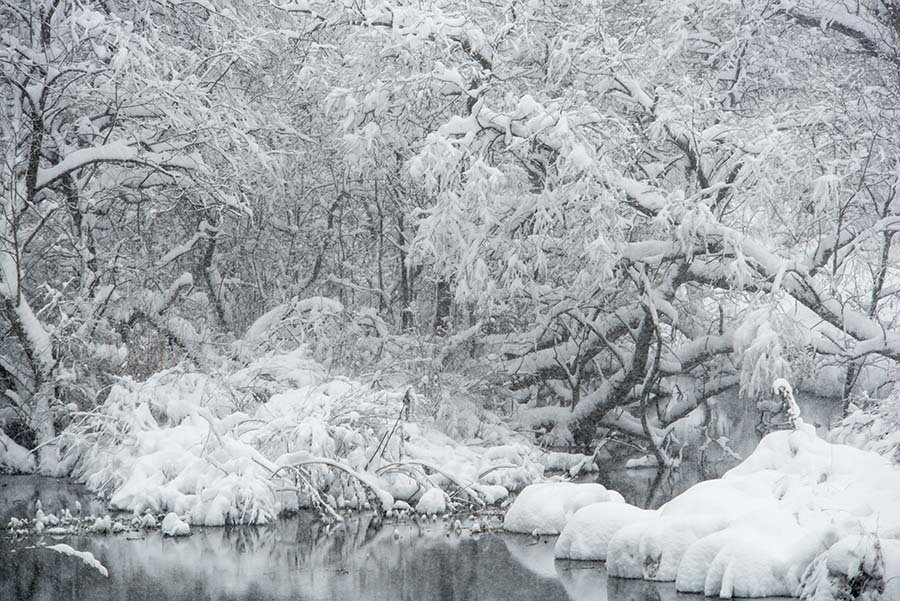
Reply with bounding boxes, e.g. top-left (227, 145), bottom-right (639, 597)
top-left (62, 345), bottom-right (552, 525)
